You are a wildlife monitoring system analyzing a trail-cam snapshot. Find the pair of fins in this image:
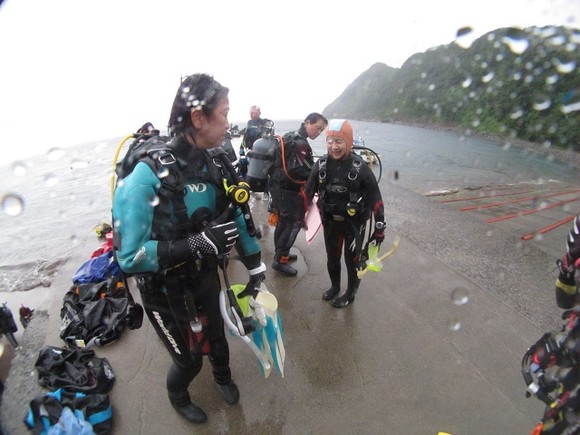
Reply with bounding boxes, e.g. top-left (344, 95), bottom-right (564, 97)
top-left (224, 284), bottom-right (285, 379)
